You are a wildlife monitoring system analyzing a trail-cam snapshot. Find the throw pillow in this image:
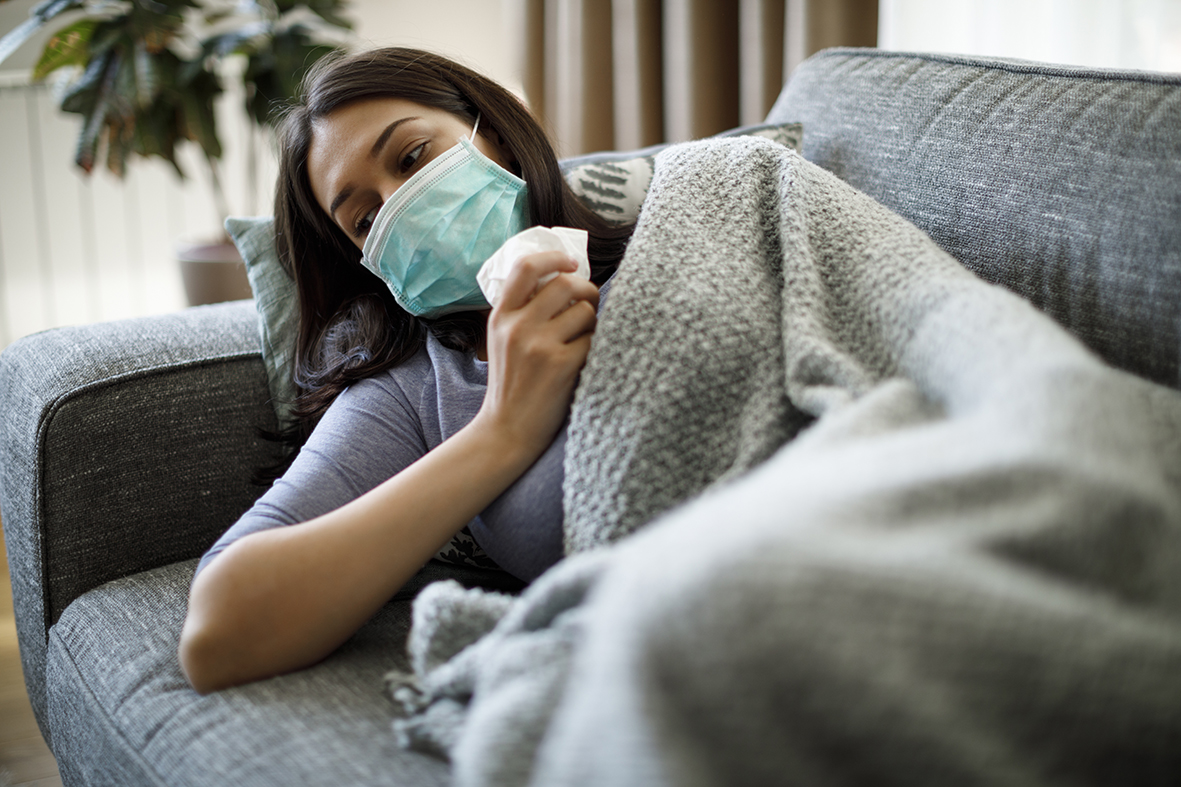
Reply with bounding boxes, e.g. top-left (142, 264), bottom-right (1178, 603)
top-left (225, 215), bottom-right (299, 430)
